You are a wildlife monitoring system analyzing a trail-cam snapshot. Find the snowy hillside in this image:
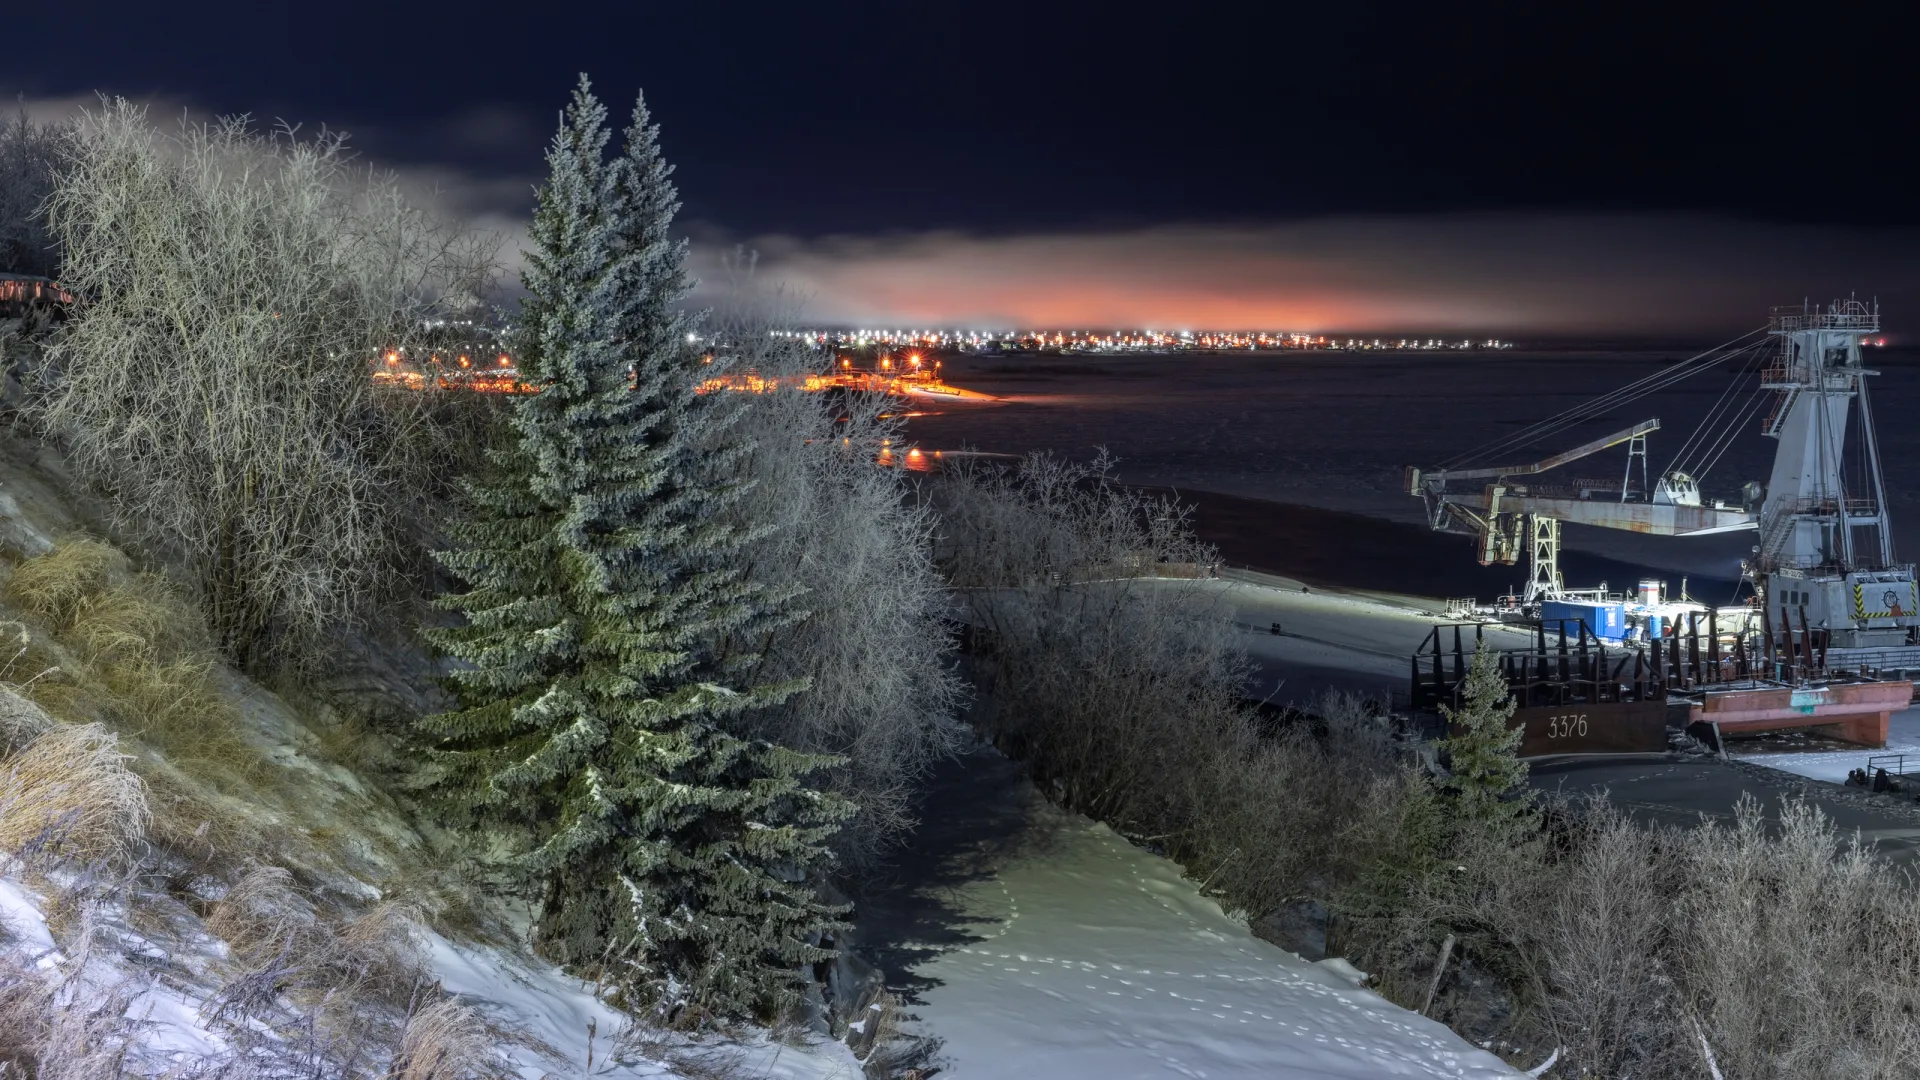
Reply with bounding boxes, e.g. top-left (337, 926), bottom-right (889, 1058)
top-left (0, 798), bottom-right (864, 1080)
